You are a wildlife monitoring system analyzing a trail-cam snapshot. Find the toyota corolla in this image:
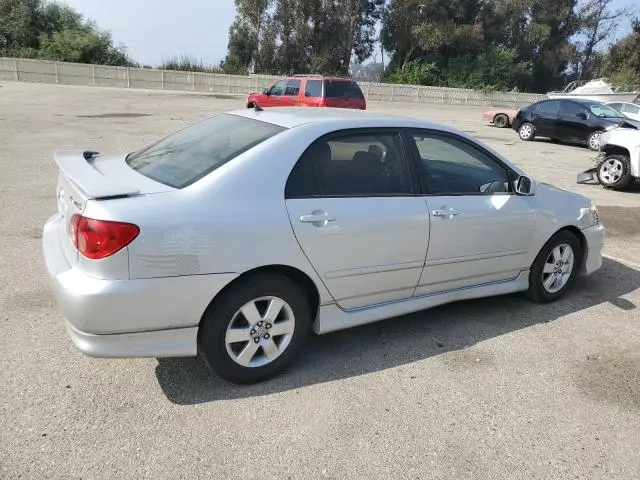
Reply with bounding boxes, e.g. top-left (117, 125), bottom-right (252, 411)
top-left (43, 108), bottom-right (605, 383)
